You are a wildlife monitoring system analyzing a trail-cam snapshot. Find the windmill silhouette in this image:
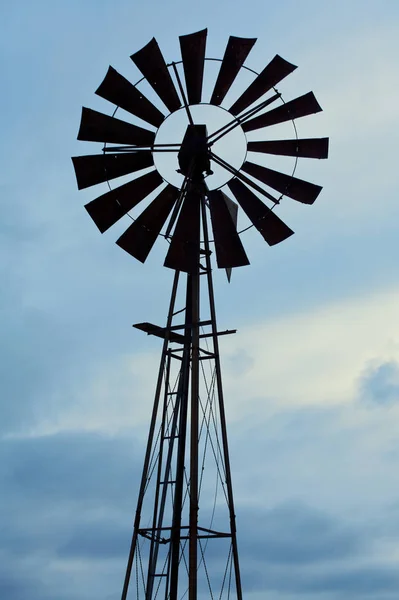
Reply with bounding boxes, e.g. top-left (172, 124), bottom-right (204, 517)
top-left (72, 28), bottom-right (328, 600)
